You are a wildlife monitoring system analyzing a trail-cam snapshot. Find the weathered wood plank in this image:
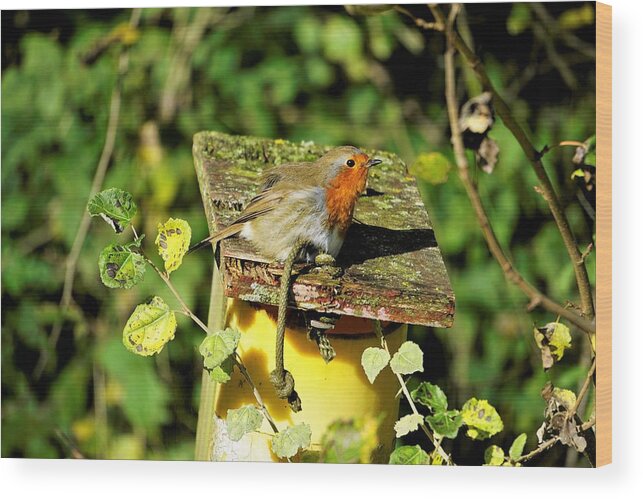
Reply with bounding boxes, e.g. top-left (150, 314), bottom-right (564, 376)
top-left (193, 131), bottom-right (454, 328)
